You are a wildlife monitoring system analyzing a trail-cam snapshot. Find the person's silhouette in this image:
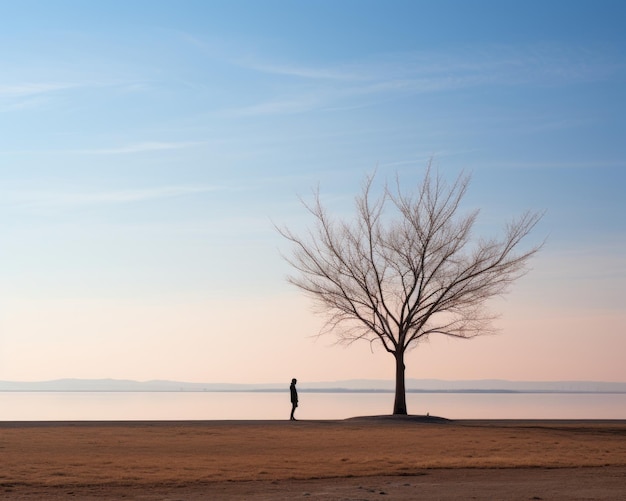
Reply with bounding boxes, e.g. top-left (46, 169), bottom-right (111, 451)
top-left (289, 378), bottom-right (298, 420)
